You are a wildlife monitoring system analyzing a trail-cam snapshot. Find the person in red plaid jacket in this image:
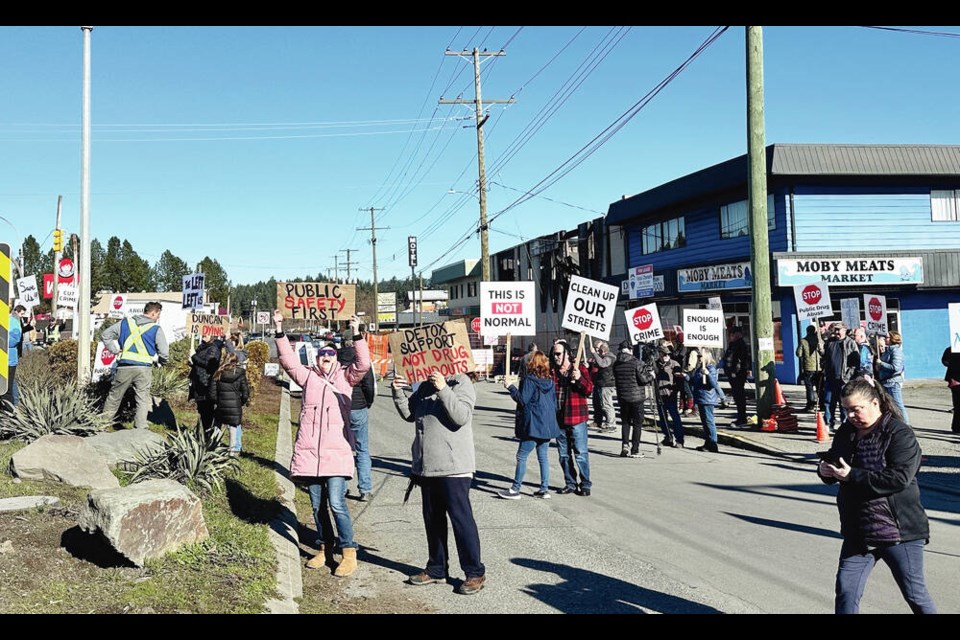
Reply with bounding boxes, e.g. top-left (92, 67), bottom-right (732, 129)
top-left (550, 339), bottom-right (594, 496)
